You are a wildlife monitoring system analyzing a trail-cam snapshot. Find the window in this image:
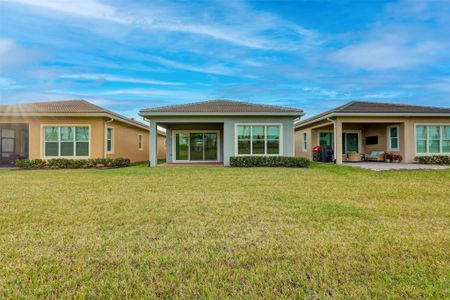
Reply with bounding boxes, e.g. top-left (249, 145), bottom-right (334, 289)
top-left (302, 132), bottom-right (307, 152)
top-left (107, 127), bottom-right (113, 153)
top-left (138, 134), bottom-right (143, 150)
top-left (44, 126), bottom-right (89, 157)
top-left (388, 125), bottom-right (399, 150)
top-left (319, 132), bottom-right (333, 148)
top-left (416, 125), bottom-right (450, 154)
top-left (236, 124), bottom-right (281, 155)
